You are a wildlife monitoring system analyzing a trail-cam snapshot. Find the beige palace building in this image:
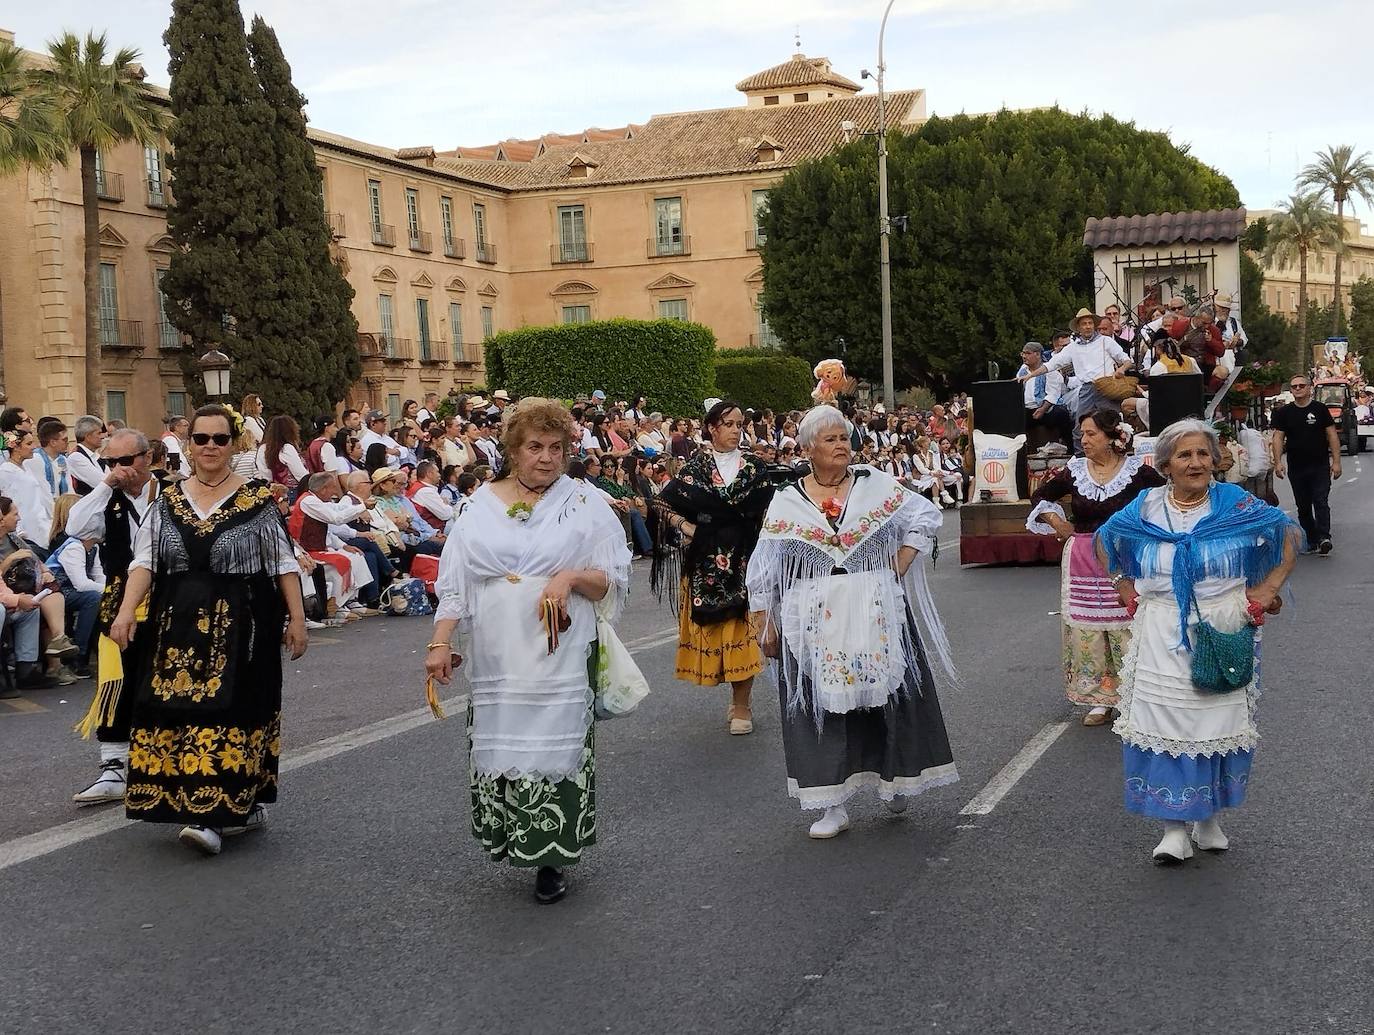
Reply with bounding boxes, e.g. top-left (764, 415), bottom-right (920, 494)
top-left (1248, 209), bottom-right (1374, 318)
top-left (0, 31), bottom-right (925, 432)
